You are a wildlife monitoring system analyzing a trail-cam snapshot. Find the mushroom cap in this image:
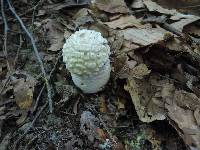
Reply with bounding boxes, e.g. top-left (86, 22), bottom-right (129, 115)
top-left (62, 29), bottom-right (110, 76)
